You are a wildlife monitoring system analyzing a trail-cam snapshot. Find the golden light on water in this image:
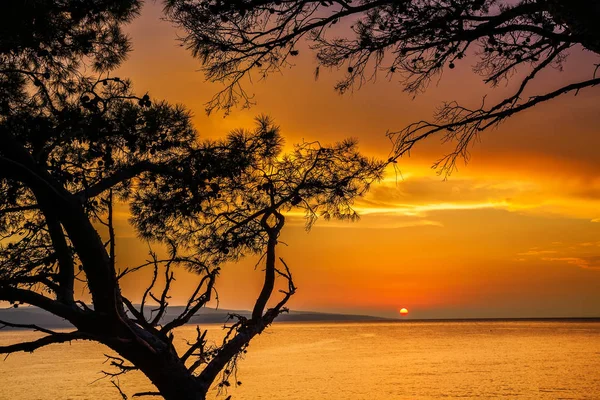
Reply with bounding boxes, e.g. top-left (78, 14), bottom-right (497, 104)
top-left (399, 308), bottom-right (409, 316)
